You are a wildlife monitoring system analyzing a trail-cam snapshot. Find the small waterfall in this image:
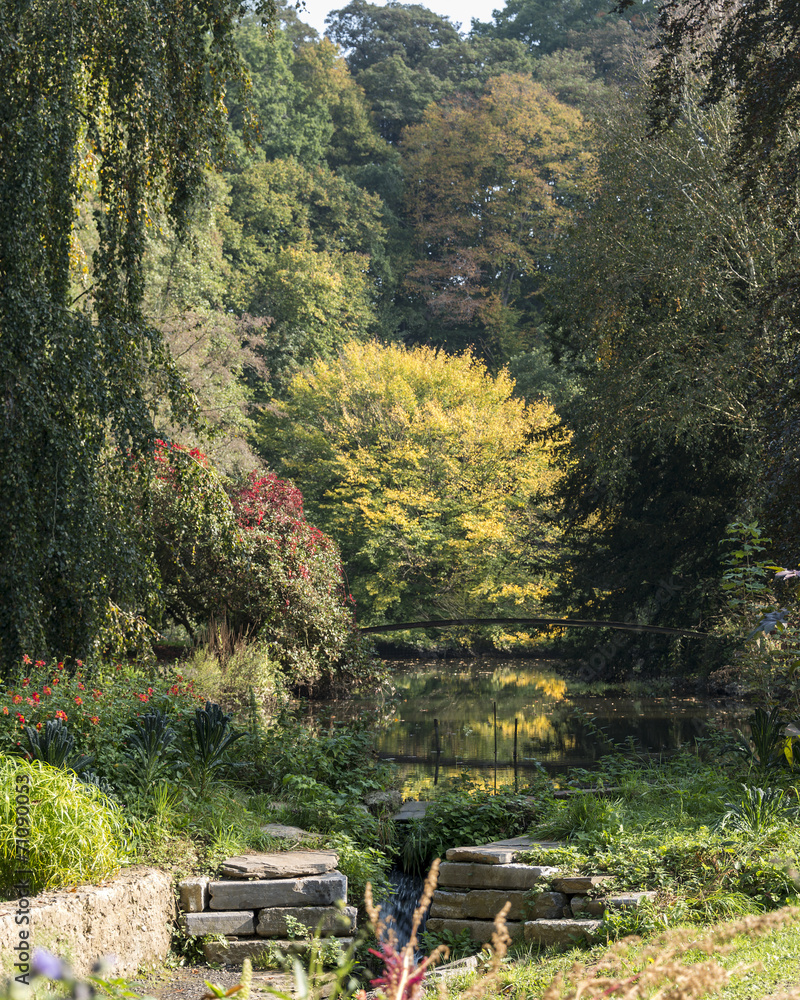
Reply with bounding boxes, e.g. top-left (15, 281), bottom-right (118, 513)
top-left (378, 869), bottom-right (428, 949)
